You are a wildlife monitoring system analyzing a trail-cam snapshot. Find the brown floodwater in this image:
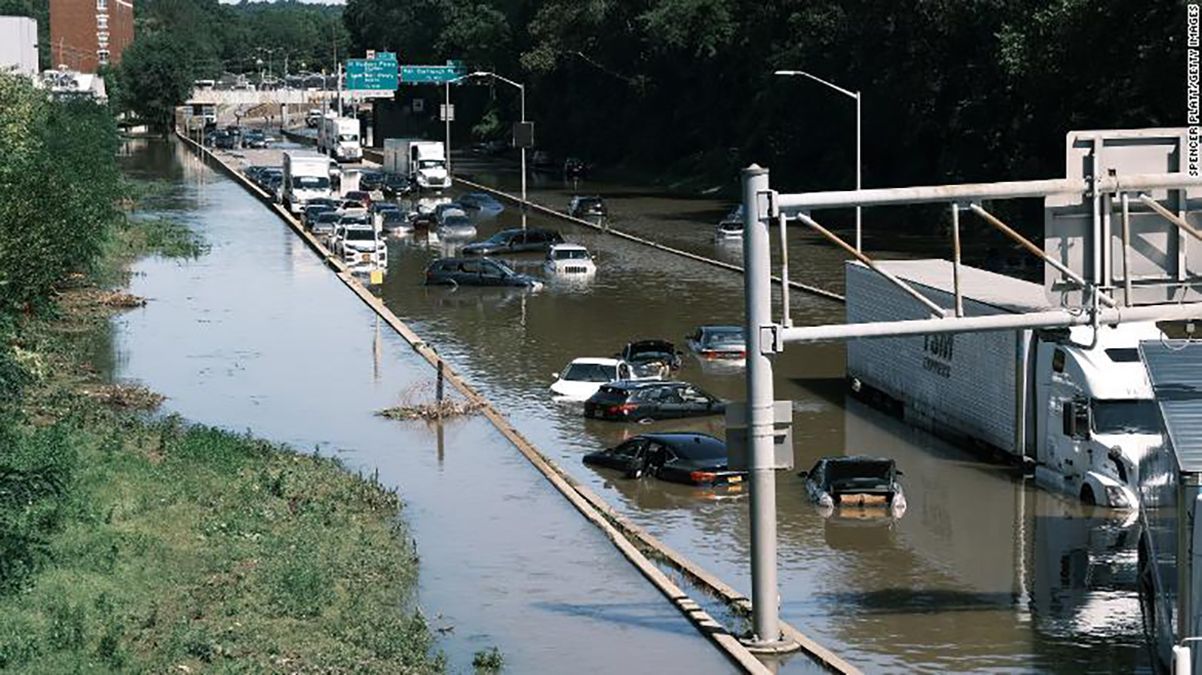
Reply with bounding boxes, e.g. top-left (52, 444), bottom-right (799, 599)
top-left (115, 137), bottom-right (1152, 673)
top-left (112, 138), bottom-right (743, 674)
